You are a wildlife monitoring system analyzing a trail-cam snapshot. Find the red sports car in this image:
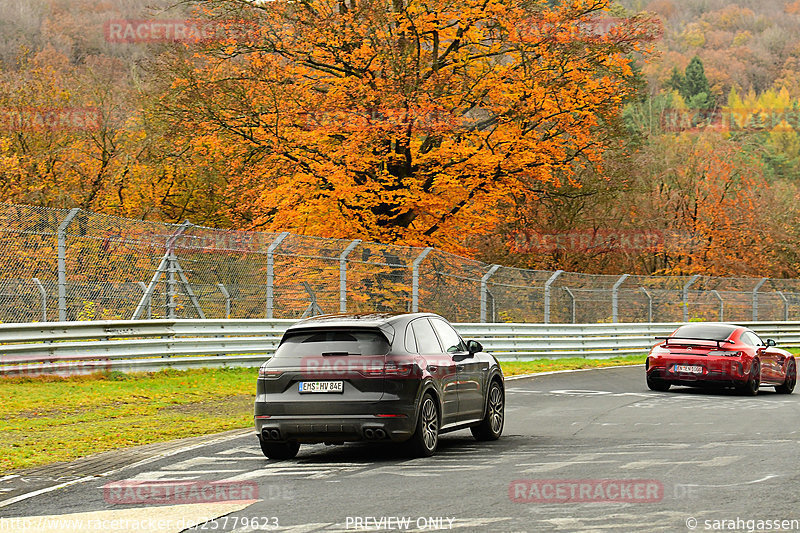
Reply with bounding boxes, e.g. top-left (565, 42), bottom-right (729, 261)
top-left (646, 323), bottom-right (796, 395)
